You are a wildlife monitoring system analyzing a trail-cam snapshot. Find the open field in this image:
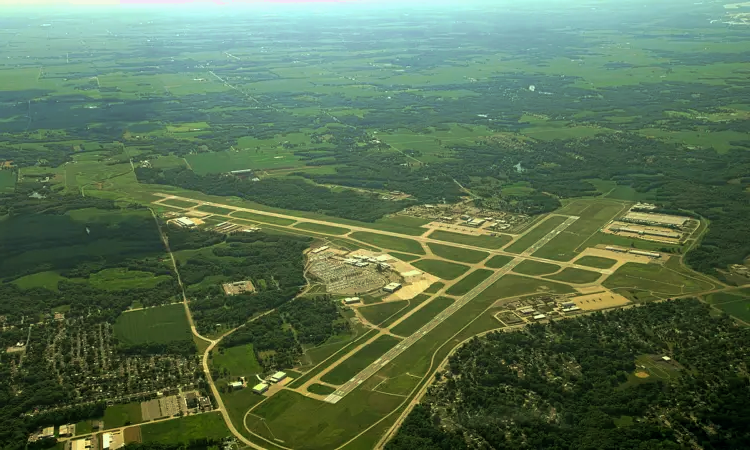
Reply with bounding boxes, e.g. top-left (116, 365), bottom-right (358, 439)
top-left (391, 297), bottom-right (455, 336)
top-left (11, 271), bottom-right (66, 291)
top-left (574, 255), bottom-right (618, 269)
top-left (89, 268), bottom-right (171, 291)
top-left (349, 232), bottom-right (425, 255)
top-left (160, 198), bottom-right (198, 208)
top-left (140, 412), bottom-right (230, 443)
top-left (0, 170), bottom-right (16, 192)
top-left (380, 295), bottom-right (431, 328)
top-left (388, 252), bottom-right (421, 262)
top-left (103, 402), bottom-right (142, 429)
top-left (359, 301), bottom-right (409, 326)
top-left (424, 282), bottom-right (445, 294)
top-left (445, 269), bottom-right (494, 296)
top-left (426, 242), bottom-right (488, 264)
top-left (195, 204), bottom-right (235, 215)
top-left (211, 343), bottom-right (263, 378)
top-left (293, 222), bottom-right (350, 235)
top-left (546, 267), bottom-right (602, 284)
top-left (476, 274), bottom-right (577, 299)
top-left (504, 216), bottom-right (568, 253)
top-left (603, 262), bottom-right (714, 297)
top-left (303, 330), bottom-right (365, 366)
top-left (113, 304), bottom-right (191, 346)
top-left (230, 210), bottom-right (297, 226)
top-left (321, 335), bottom-right (402, 385)
top-left (307, 383), bottom-right (337, 396)
top-left (185, 148), bottom-right (303, 175)
top-left (512, 260), bottom-right (562, 276)
top-left (427, 230), bottom-right (511, 249)
top-left (706, 291), bottom-right (750, 323)
top-left (411, 259), bottom-right (469, 280)
top-left (485, 255), bottom-right (514, 269)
